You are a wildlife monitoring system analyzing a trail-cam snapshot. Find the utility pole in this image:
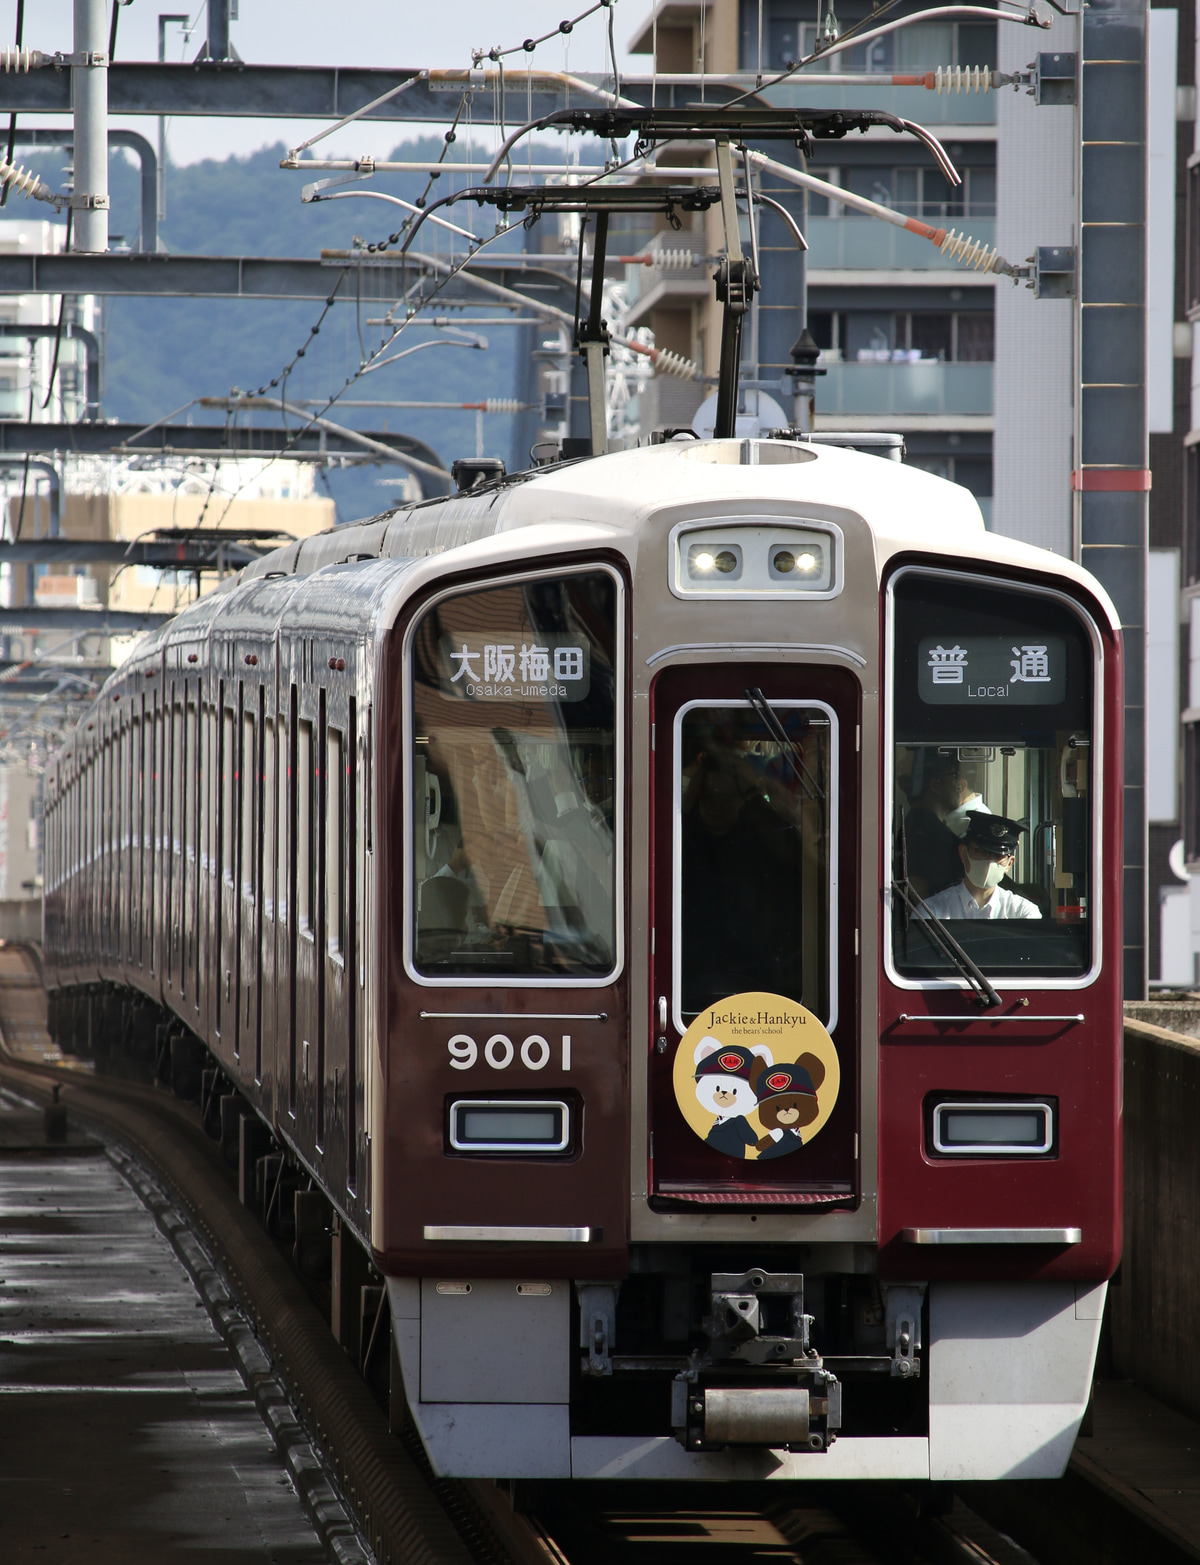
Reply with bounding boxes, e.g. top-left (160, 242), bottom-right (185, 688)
top-left (72, 0), bottom-right (108, 253)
